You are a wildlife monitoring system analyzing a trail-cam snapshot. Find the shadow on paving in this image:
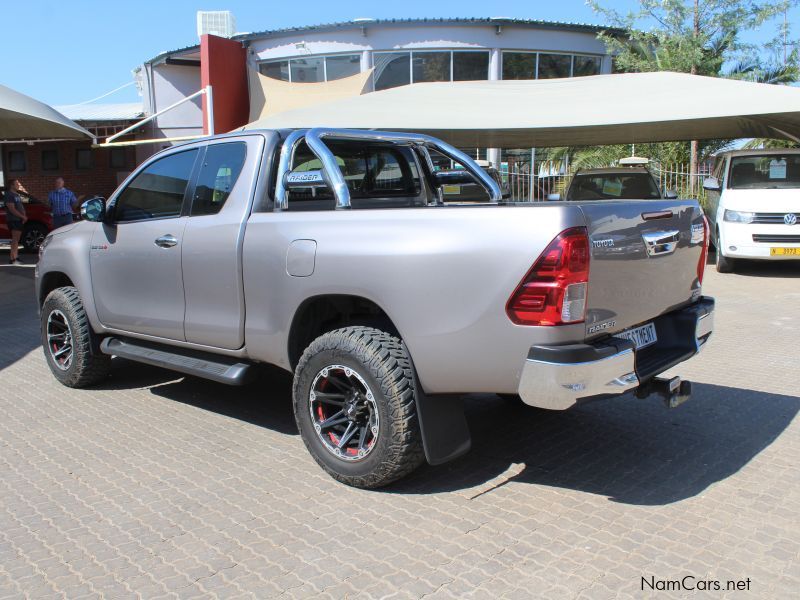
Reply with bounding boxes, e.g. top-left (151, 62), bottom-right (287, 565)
top-left (708, 250), bottom-right (800, 278)
top-left (0, 265), bottom-right (40, 372)
top-left (93, 358), bottom-right (798, 505)
top-left (390, 384), bottom-right (798, 504)
top-left (96, 358), bottom-right (300, 437)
